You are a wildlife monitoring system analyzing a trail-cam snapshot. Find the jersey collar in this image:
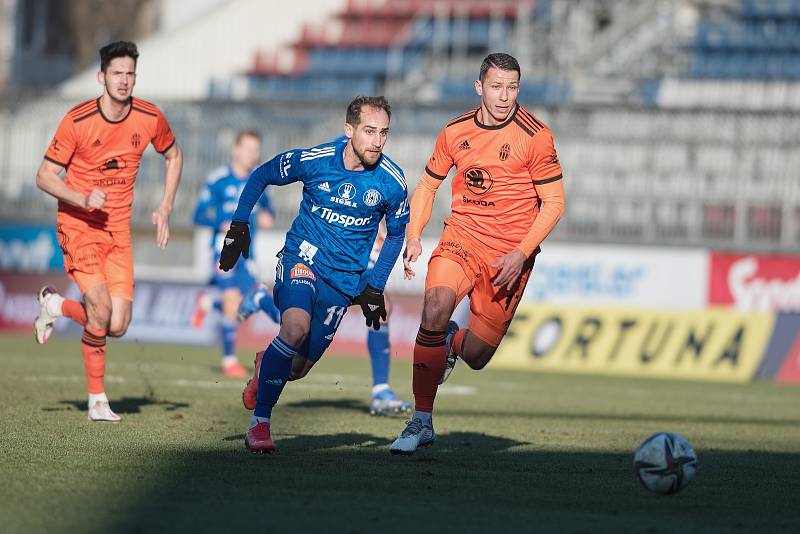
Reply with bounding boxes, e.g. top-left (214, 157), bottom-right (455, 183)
top-left (473, 102), bottom-right (519, 131)
top-left (97, 96), bottom-right (133, 124)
